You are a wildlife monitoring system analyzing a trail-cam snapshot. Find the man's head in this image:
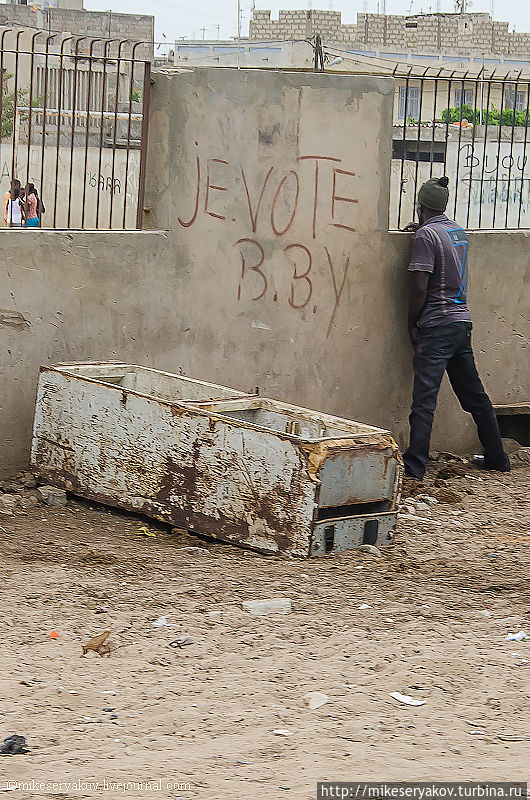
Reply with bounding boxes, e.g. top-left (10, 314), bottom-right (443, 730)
top-left (417, 176), bottom-right (449, 224)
